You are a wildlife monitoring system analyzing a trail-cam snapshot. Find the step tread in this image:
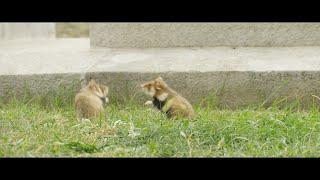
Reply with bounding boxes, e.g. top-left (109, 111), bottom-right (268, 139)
top-left (1, 39), bottom-right (320, 75)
